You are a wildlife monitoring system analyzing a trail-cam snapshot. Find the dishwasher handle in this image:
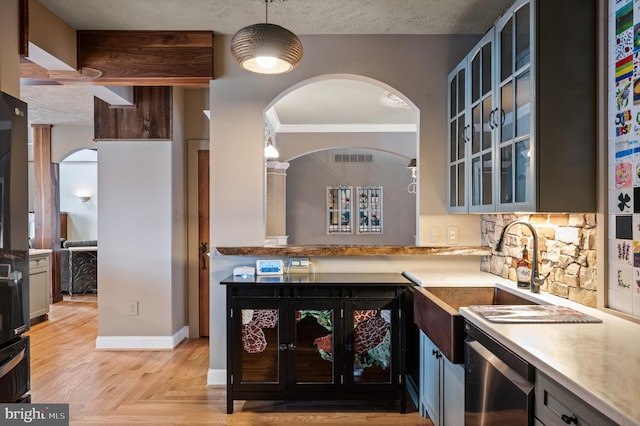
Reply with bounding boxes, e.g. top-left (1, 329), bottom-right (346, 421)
top-left (466, 339), bottom-right (534, 394)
